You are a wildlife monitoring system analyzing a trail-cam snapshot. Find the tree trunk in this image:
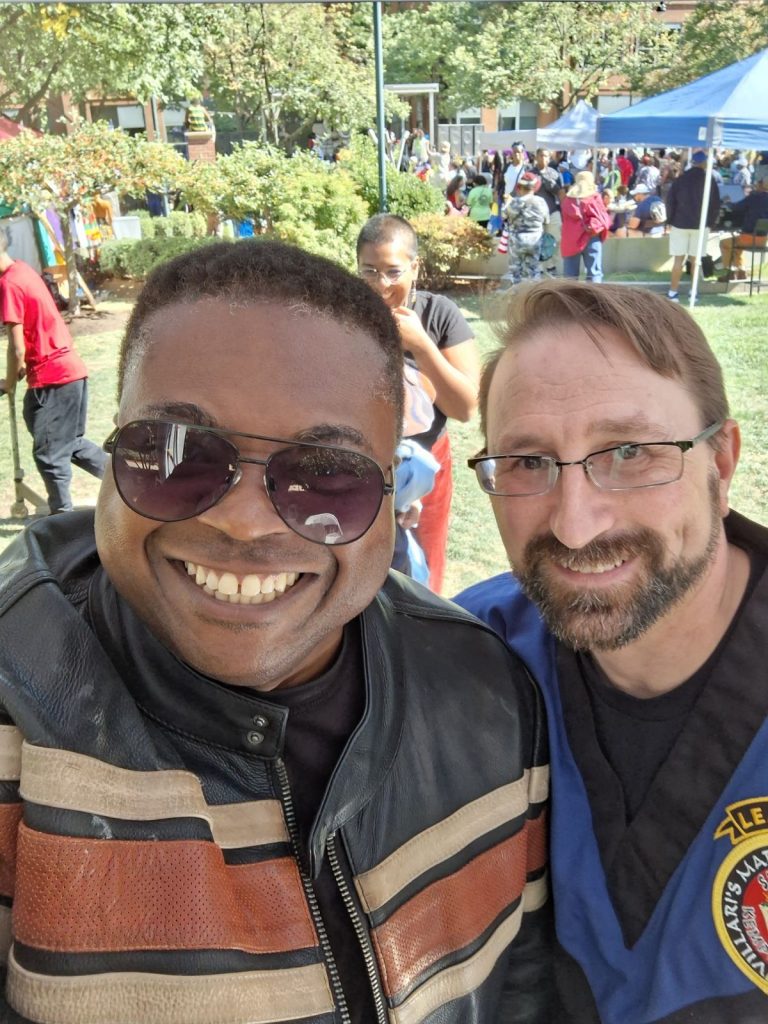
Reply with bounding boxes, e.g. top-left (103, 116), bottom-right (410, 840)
top-left (59, 210), bottom-right (80, 316)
